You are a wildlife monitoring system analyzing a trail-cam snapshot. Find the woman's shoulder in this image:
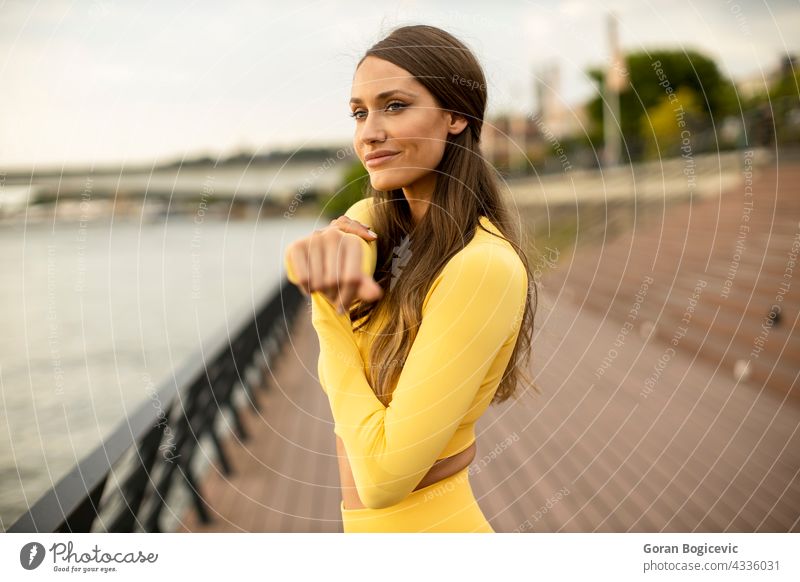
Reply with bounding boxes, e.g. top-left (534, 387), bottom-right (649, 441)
top-left (471, 216), bottom-right (523, 263)
top-left (457, 237), bottom-right (524, 275)
top-left (440, 220), bottom-right (527, 288)
top-left (340, 202), bottom-right (524, 280)
top-left (343, 197), bottom-right (376, 225)
top-left (422, 227), bottom-right (527, 315)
